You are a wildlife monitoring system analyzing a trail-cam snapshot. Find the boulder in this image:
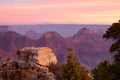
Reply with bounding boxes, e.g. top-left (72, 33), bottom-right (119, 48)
top-left (18, 47), bottom-right (57, 67)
